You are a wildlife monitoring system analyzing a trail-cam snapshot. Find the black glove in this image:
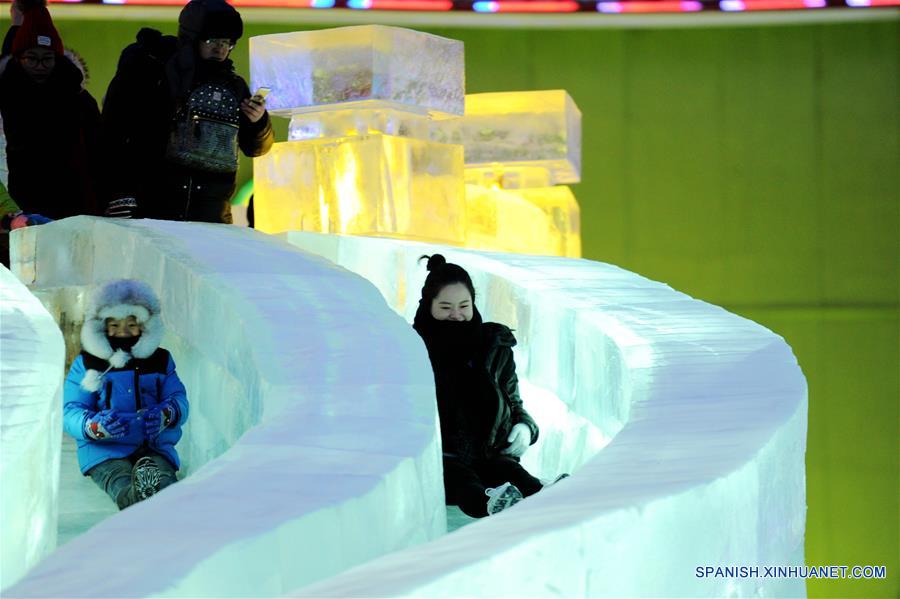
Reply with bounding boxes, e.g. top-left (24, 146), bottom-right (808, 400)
top-left (105, 197), bottom-right (138, 219)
